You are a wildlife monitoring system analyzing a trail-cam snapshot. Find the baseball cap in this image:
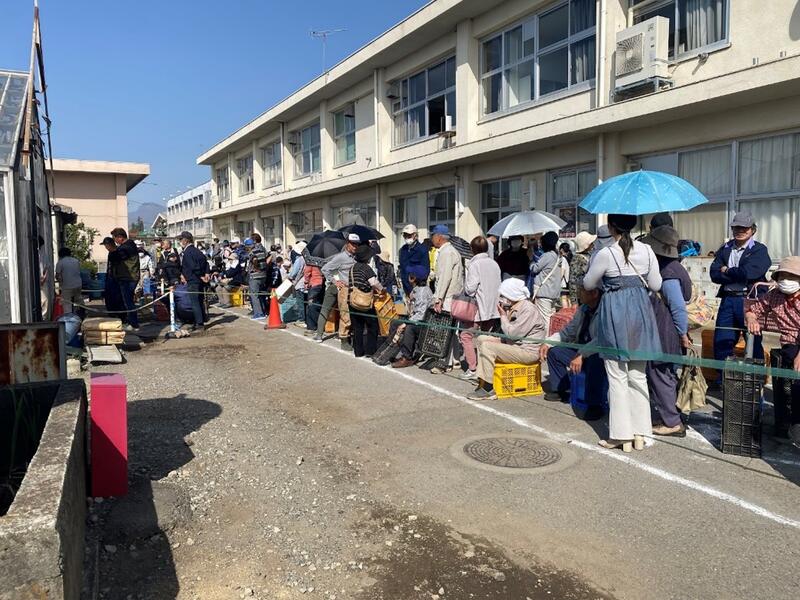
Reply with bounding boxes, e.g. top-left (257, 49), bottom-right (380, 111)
top-left (244, 238), bottom-right (254, 246)
top-left (402, 224), bottom-right (418, 235)
top-left (231, 236), bottom-right (241, 244)
top-left (134, 240), bottom-right (144, 247)
top-left (347, 233), bottom-right (361, 243)
top-left (431, 224), bottom-right (450, 235)
top-left (731, 211), bottom-right (755, 228)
